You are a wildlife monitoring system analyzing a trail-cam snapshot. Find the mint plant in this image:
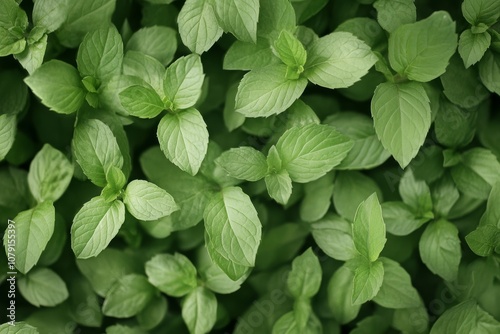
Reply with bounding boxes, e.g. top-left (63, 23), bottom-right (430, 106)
top-left (1, 0), bottom-right (500, 333)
